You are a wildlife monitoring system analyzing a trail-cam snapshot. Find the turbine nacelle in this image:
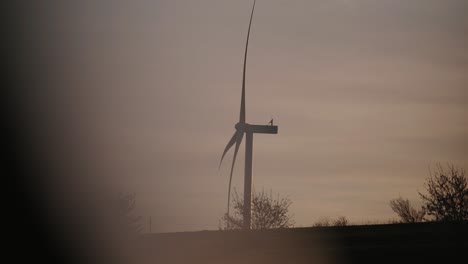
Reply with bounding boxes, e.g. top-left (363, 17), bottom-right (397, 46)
top-left (236, 122), bottom-right (278, 134)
